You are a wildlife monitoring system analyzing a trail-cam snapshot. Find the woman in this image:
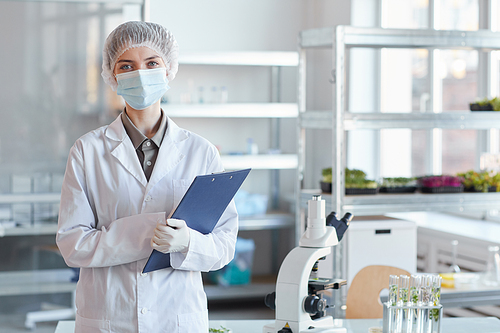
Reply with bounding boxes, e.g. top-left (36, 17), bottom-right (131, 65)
top-left (56, 21), bottom-right (238, 333)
